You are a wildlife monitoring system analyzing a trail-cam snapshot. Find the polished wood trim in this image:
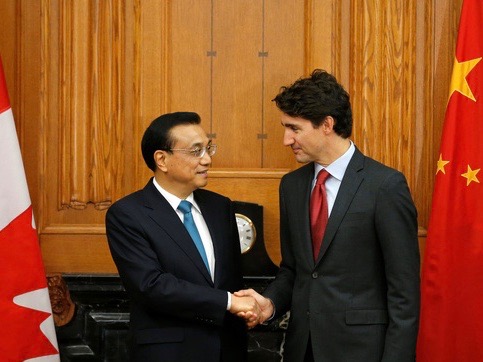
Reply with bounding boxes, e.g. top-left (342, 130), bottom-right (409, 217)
top-left (42, 225), bottom-right (106, 235)
top-left (209, 168), bottom-right (289, 179)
